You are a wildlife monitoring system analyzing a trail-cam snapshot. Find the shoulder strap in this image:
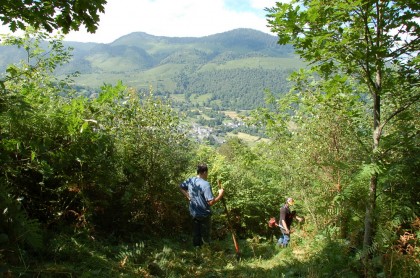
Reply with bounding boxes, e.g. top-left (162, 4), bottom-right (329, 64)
top-left (278, 205), bottom-right (283, 223)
